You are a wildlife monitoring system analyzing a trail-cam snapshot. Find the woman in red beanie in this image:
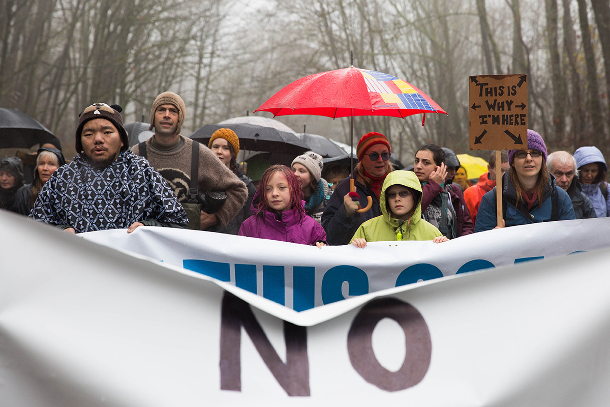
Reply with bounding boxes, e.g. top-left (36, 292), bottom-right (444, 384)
top-left (321, 132), bottom-right (393, 245)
